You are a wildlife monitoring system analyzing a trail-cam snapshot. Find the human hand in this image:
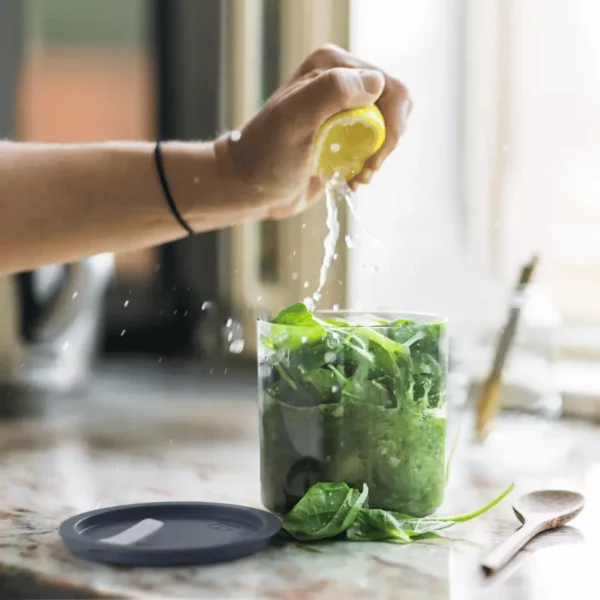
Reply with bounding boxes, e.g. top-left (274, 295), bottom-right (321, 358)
top-left (214, 44), bottom-right (412, 221)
